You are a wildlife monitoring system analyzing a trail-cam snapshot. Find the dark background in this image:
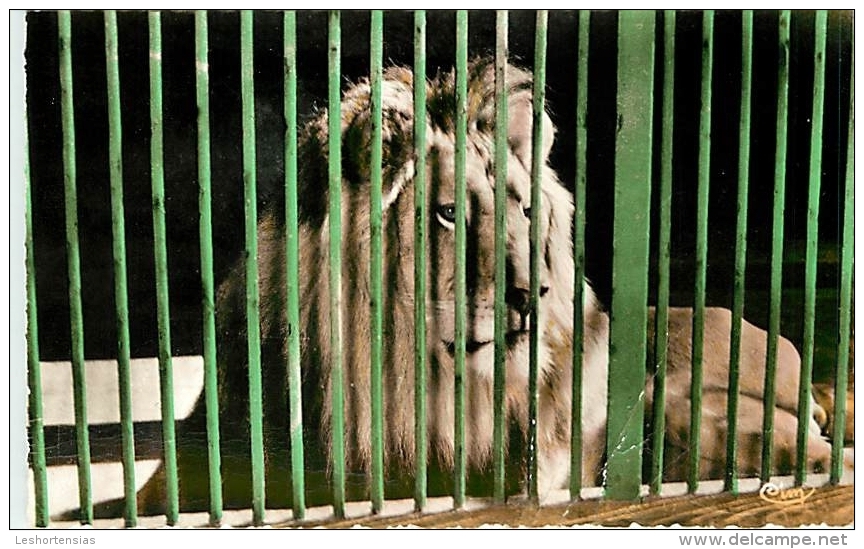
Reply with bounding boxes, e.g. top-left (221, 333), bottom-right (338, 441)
top-left (25, 10), bottom-right (853, 380)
